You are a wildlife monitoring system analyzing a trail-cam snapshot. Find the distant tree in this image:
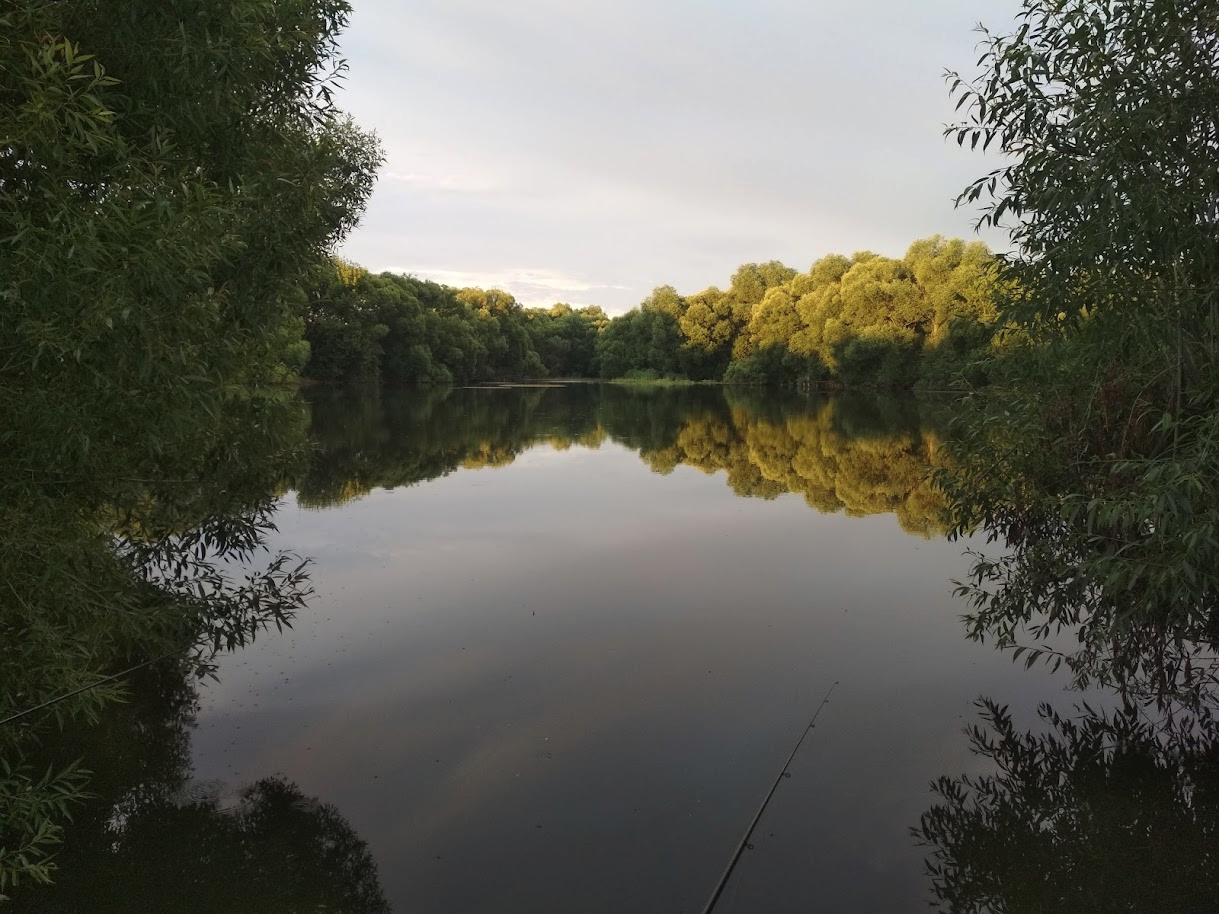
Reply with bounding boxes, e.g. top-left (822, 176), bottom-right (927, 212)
top-left (747, 287), bottom-right (803, 351)
top-left (588, 242), bottom-right (998, 387)
top-left (525, 303), bottom-right (607, 377)
top-left (641, 285), bottom-right (688, 322)
top-left (596, 308), bottom-right (684, 379)
top-left (722, 262), bottom-right (798, 361)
